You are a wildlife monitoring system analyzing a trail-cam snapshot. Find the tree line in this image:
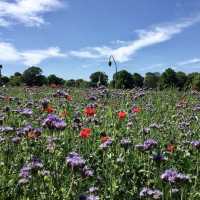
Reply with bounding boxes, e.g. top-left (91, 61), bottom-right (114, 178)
top-left (0, 66), bottom-right (200, 90)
